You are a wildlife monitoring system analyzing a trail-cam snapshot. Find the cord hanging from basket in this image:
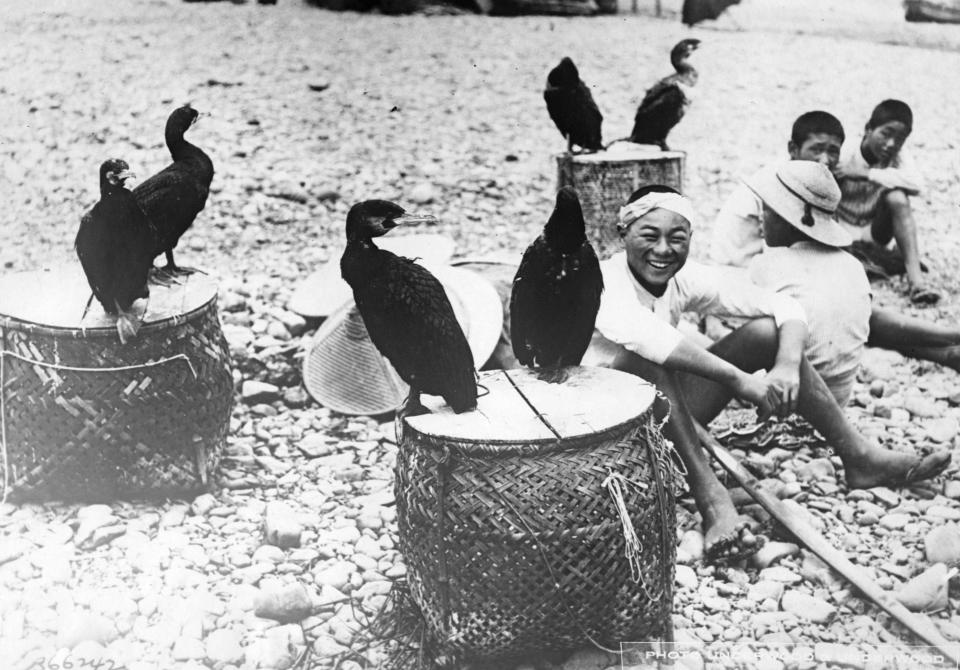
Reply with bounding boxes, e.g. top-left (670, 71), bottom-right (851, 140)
top-left (603, 472), bottom-right (650, 591)
top-left (0, 350), bottom-right (198, 508)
